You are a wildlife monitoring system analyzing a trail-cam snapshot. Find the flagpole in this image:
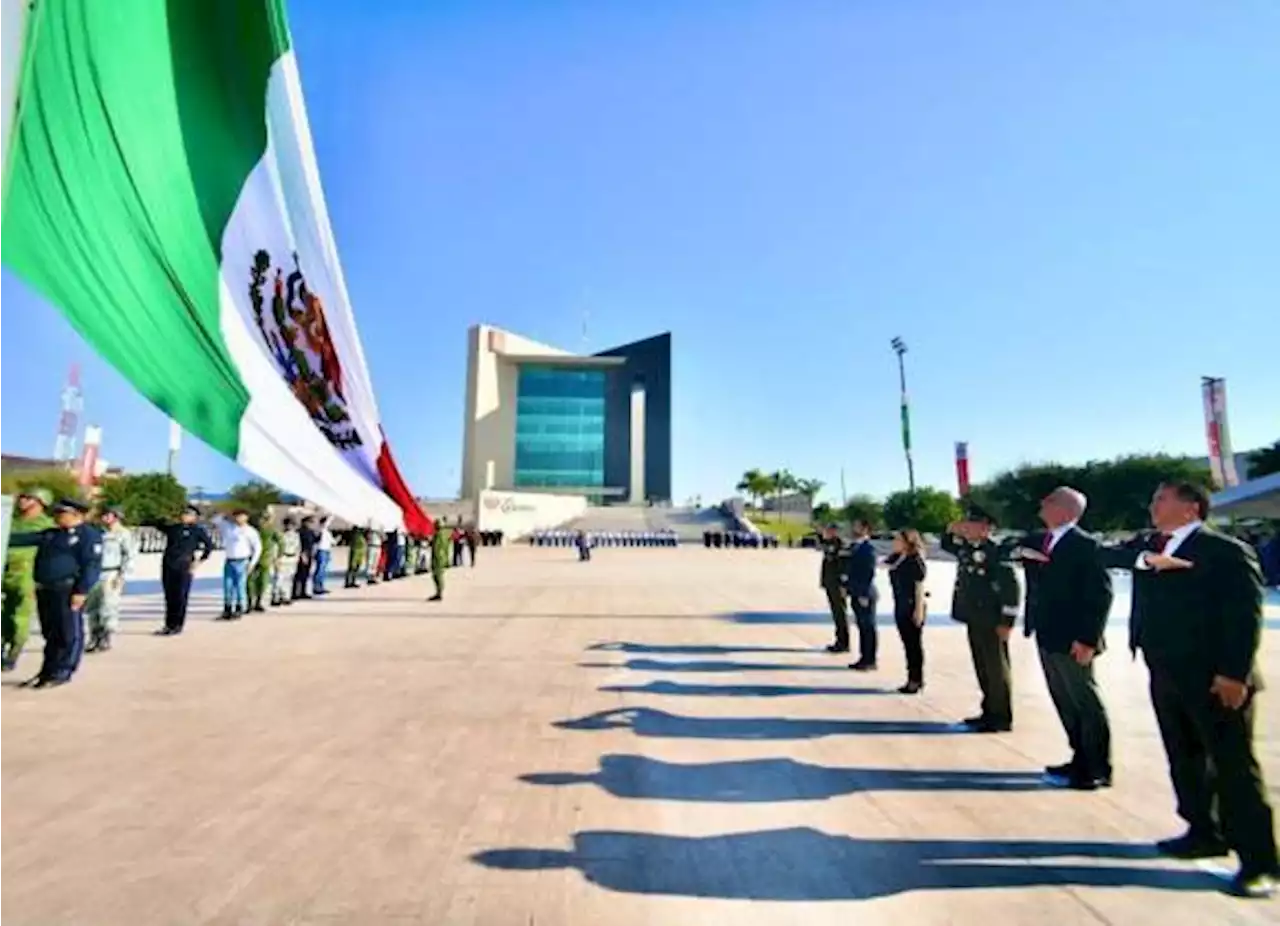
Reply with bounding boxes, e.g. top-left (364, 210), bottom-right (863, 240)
top-left (891, 337), bottom-right (916, 494)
